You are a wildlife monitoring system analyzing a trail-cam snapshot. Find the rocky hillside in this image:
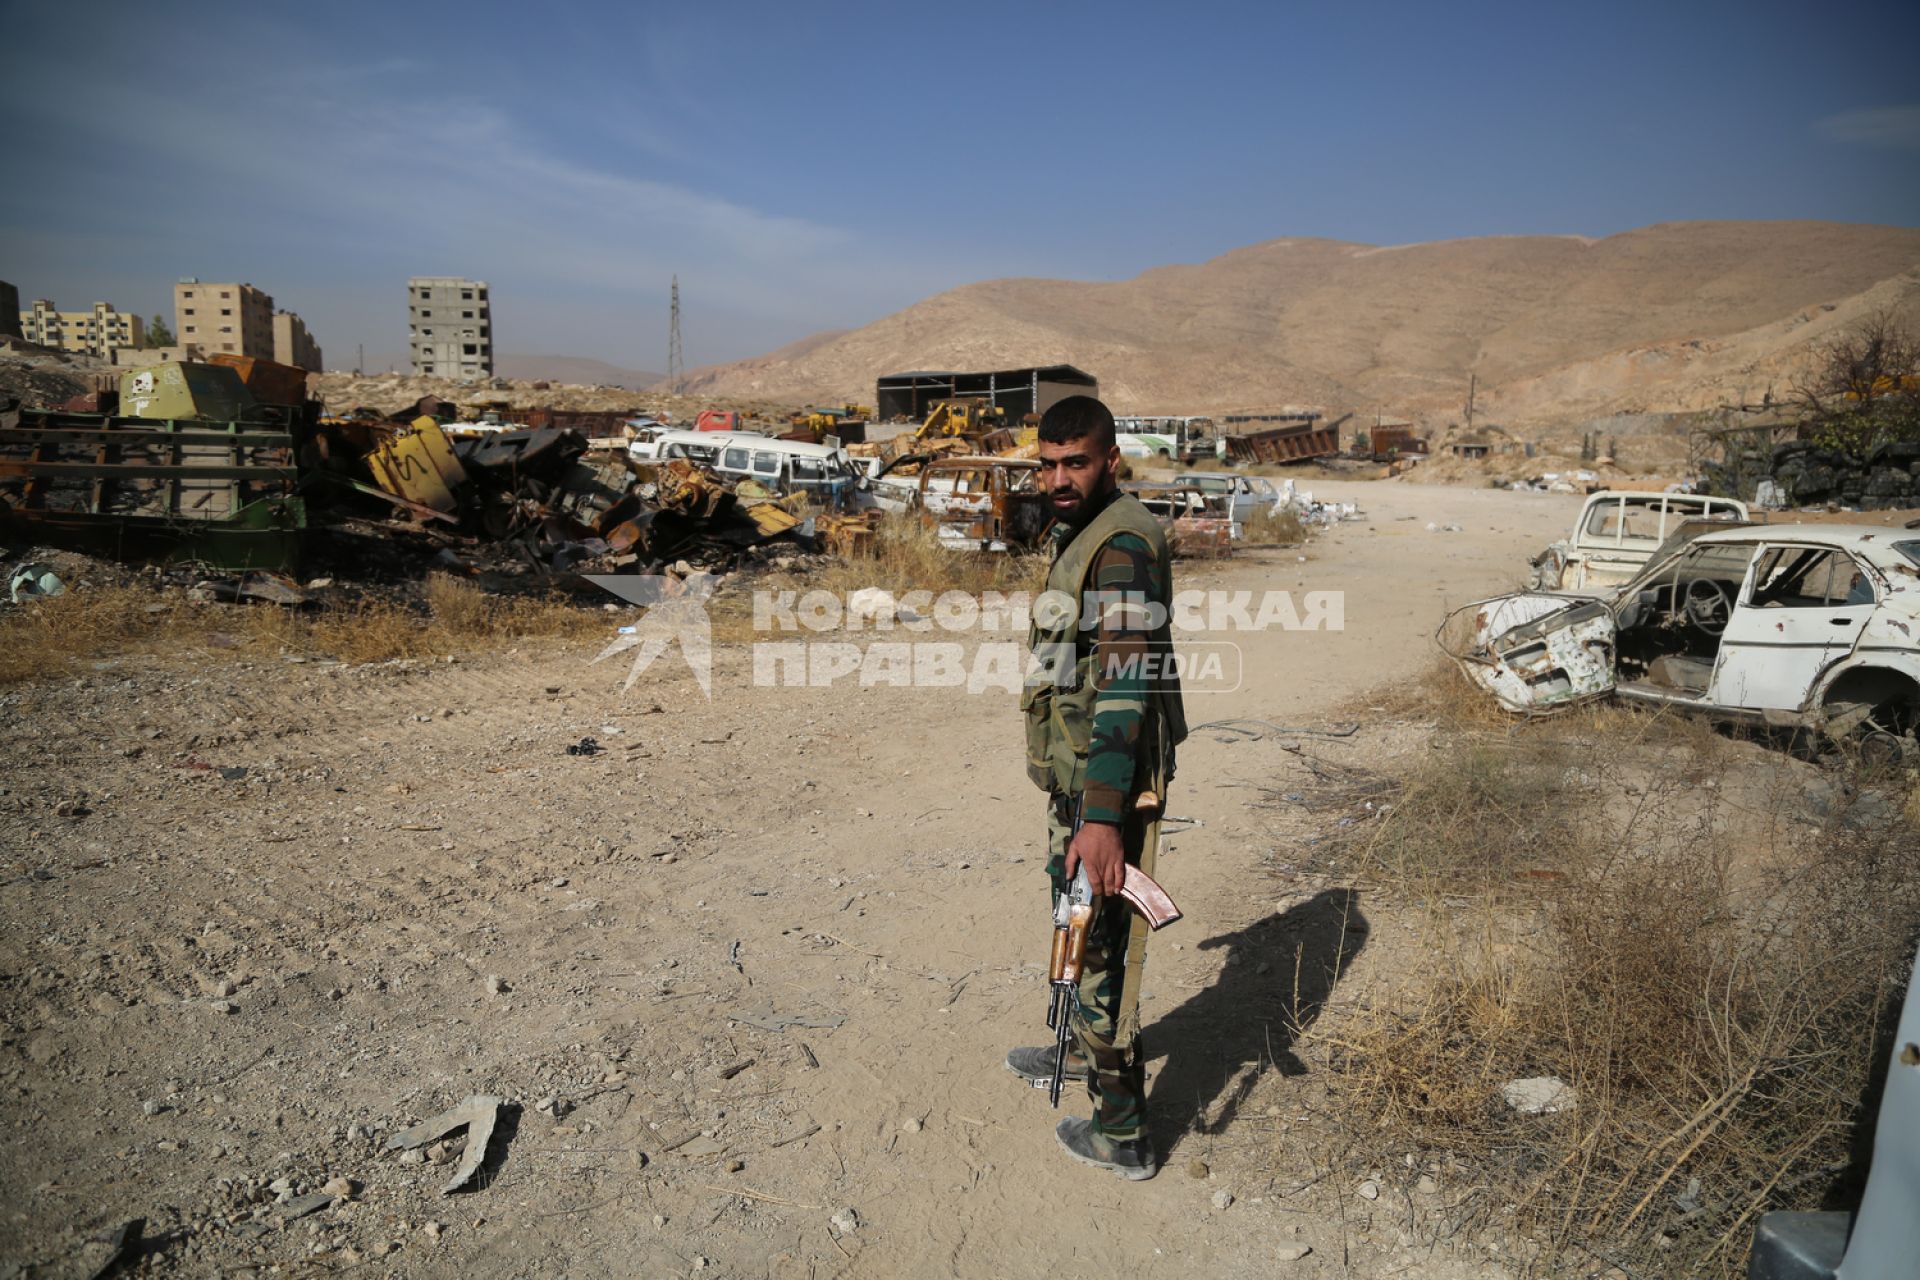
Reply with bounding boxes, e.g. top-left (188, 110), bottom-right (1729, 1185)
top-left (674, 221), bottom-right (1920, 430)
